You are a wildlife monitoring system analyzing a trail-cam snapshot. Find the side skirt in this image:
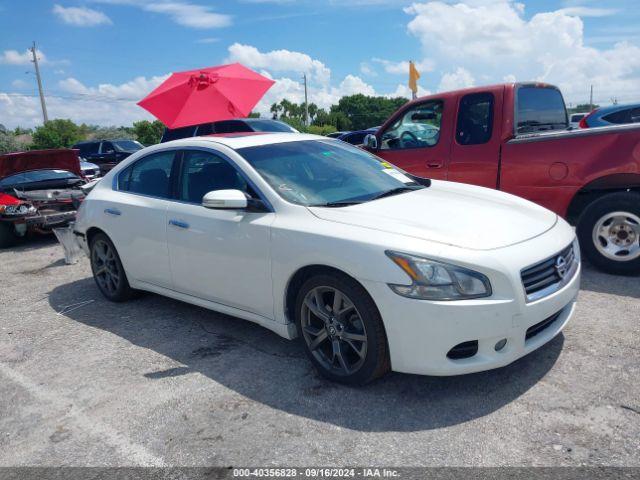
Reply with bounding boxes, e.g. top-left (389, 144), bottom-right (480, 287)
top-left (130, 280), bottom-right (297, 340)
